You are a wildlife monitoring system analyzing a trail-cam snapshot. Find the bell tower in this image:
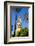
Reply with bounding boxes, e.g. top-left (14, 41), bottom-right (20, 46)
top-left (16, 16), bottom-right (22, 36)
